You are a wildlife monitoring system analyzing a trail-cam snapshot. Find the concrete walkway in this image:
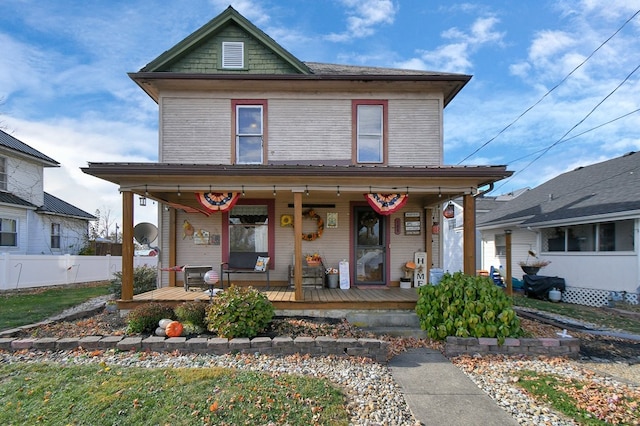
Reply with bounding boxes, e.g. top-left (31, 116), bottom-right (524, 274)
top-left (388, 348), bottom-right (518, 426)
